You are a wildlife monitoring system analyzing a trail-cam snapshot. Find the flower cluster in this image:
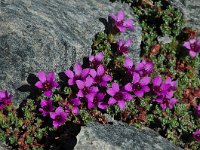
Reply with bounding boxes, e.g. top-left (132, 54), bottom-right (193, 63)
top-left (0, 90), bottom-right (12, 109)
top-left (152, 76), bottom-right (177, 110)
top-left (66, 54), bottom-right (112, 111)
top-left (183, 38), bottom-right (200, 57)
top-left (1, 10), bottom-right (179, 131)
